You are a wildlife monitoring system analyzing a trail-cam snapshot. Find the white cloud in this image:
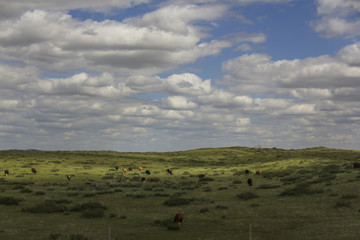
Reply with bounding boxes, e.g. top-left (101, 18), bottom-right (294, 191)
top-left (313, 0), bottom-right (360, 38)
top-left (0, 7), bottom-right (233, 75)
top-left (163, 96), bottom-right (198, 109)
top-left (0, 0), bottom-right (151, 19)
